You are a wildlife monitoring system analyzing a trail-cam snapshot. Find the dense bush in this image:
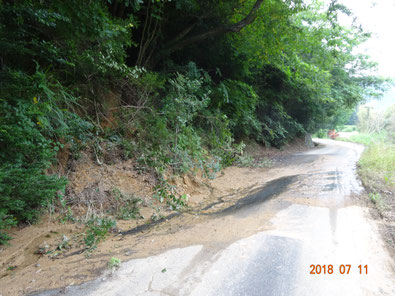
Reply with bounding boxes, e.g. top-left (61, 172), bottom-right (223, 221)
top-left (0, 68), bottom-right (94, 243)
top-left (257, 102), bottom-right (304, 147)
top-left (0, 1), bottom-right (118, 242)
top-left (211, 80), bottom-right (261, 140)
top-left (117, 69), bottom-right (235, 177)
